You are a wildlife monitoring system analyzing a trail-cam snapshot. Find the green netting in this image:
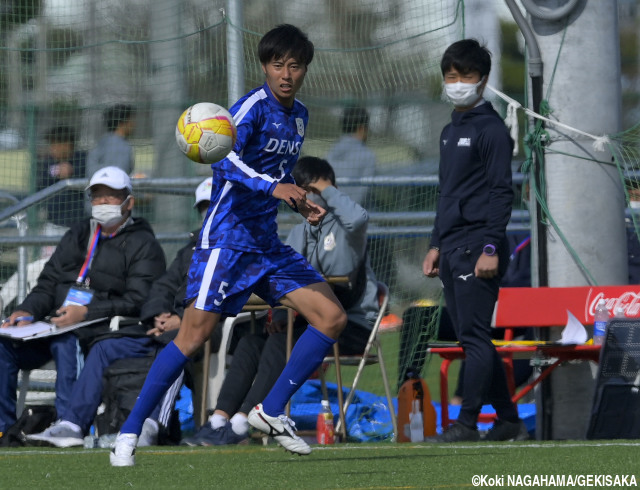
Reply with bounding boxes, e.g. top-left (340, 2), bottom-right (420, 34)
top-left (0, 1), bottom-right (466, 410)
top-left (1, 1), bottom-right (637, 415)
